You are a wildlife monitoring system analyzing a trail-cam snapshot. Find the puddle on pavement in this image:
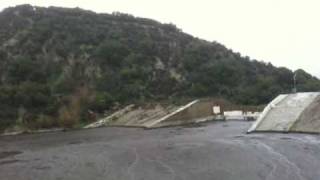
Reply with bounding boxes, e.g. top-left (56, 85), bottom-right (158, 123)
top-left (280, 137), bottom-right (293, 140)
top-left (233, 135), bottom-right (245, 138)
top-left (68, 141), bottom-right (83, 145)
top-left (0, 159), bottom-right (26, 166)
top-left (0, 151), bottom-right (22, 159)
